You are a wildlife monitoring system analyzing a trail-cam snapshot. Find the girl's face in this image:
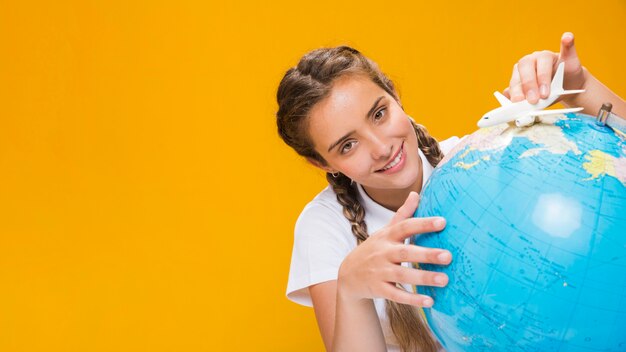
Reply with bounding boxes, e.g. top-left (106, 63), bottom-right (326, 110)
top-left (307, 74), bottom-right (422, 194)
